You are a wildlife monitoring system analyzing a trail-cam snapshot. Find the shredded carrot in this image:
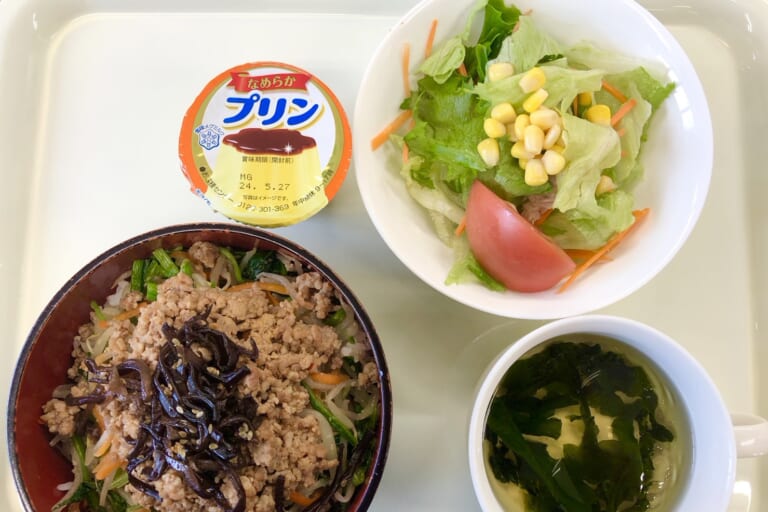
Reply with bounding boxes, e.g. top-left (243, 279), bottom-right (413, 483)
top-left (601, 79), bottom-right (628, 103)
top-left (558, 208), bottom-right (649, 293)
top-left (611, 98), bottom-right (637, 127)
top-left (266, 291), bottom-right (279, 306)
top-left (402, 142), bottom-right (410, 163)
top-left (289, 490), bottom-right (323, 507)
top-left (370, 110), bottom-right (413, 151)
top-left (257, 282), bottom-right (289, 295)
top-left (227, 282), bottom-right (256, 293)
top-left (94, 452), bottom-right (123, 481)
top-left (458, 62), bottom-right (468, 76)
top-left (454, 215), bottom-right (467, 236)
top-left (99, 303), bottom-right (147, 328)
top-left (534, 208), bottom-right (553, 226)
top-left (402, 42), bottom-right (411, 98)
top-left (309, 371), bottom-right (350, 386)
top-left (425, 19), bottom-right (439, 58)
top-left (616, 127), bottom-right (627, 137)
top-left (564, 249), bottom-right (614, 263)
